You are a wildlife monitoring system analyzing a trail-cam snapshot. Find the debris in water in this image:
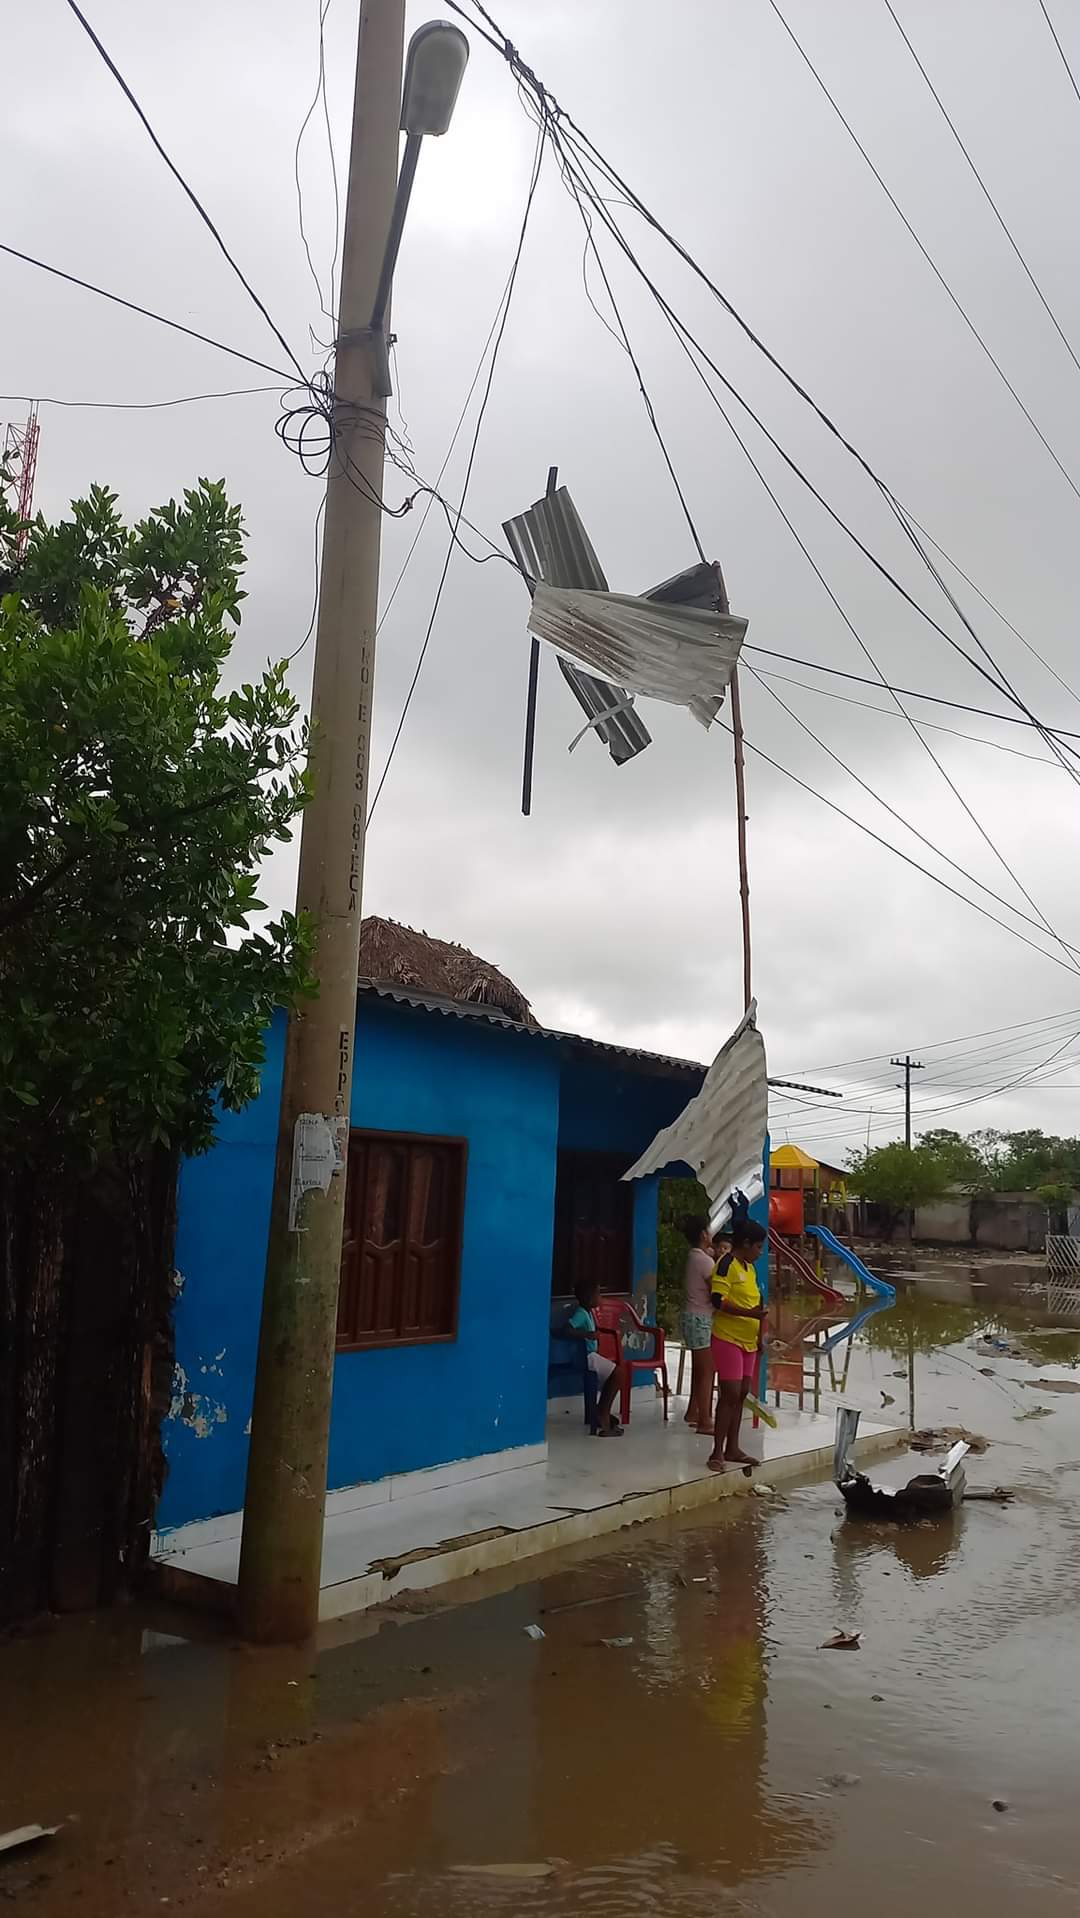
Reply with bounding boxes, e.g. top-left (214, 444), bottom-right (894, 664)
top-left (991, 1799), bottom-right (1010, 1814)
top-left (965, 1486), bottom-right (1015, 1503)
top-left (541, 1588), bottom-right (638, 1616)
top-left (881, 1391), bottom-right (895, 1406)
top-left (821, 1631), bottom-right (861, 1651)
top-left (523, 1624), bottom-right (546, 1641)
top-left (910, 1427), bottom-right (988, 1454)
top-left (1024, 1378), bottom-right (1080, 1394)
top-left (450, 1863), bottom-right (556, 1880)
top-left (0, 1827), bottom-right (59, 1856)
top-left (598, 1636), bottom-right (634, 1649)
top-left (871, 1693), bottom-right (884, 1702)
top-left (1015, 1406), bottom-right (1054, 1422)
top-left (823, 1772), bottom-right (861, 1790)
